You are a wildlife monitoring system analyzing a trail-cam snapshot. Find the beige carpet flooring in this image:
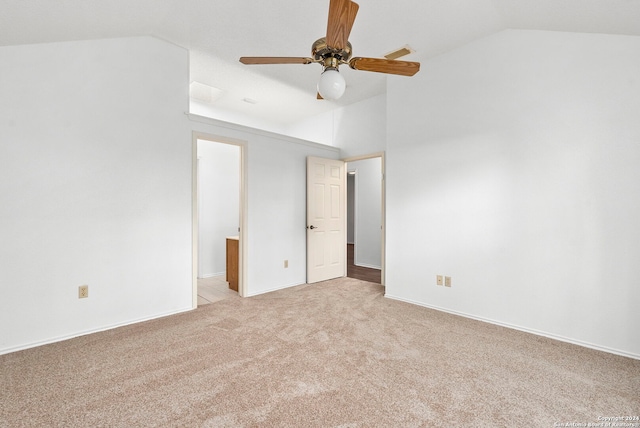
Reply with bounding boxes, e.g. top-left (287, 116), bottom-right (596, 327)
top-left (2, 277), bottom-right (639, 427)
